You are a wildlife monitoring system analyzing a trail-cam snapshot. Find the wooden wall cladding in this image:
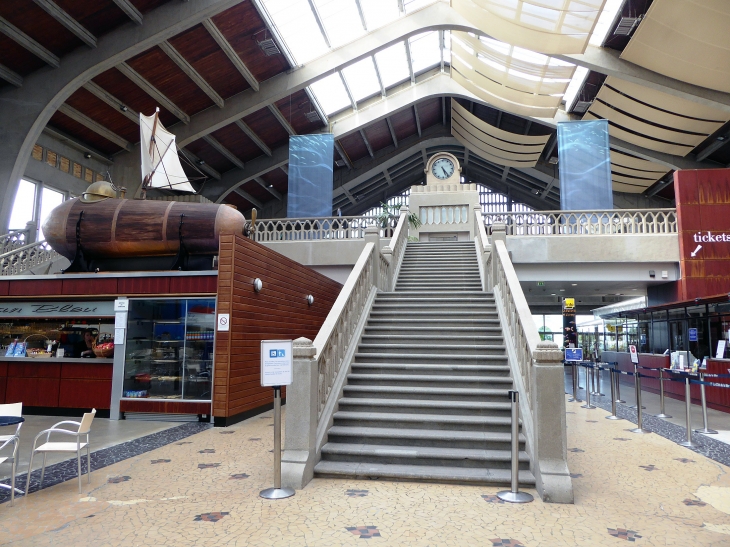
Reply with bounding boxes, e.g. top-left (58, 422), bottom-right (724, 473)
top-left (214, 234), bottom-right (342, 421)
